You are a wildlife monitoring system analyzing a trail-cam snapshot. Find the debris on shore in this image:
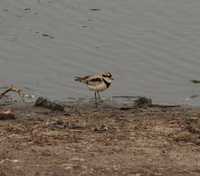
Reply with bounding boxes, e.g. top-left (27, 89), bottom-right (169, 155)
top-left (0, 109), bottom-right (15, 120)
top-left (34, 96), bottom-right (65, 111)
top-left (0, 85), bottom-right (25, 100)
top-left (191, 79), bottom-right (200, 84)
top-left (134, 96), bottom-right (152, 107)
